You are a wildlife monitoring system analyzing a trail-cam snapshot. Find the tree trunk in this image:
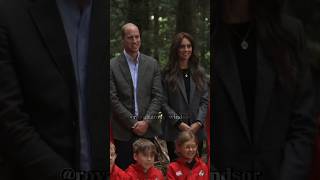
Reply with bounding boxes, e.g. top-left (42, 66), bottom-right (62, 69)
top-left (153, 0), bottom-right (160, 61)
top-left (176, 0), bottom-right (194, 36)
top-left (127, 0), bottom-right (151, 54)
